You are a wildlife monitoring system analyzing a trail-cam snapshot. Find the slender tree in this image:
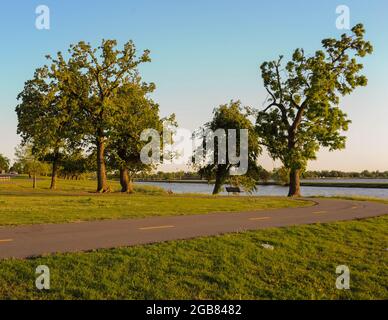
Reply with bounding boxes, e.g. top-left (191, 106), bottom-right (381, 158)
top-left (256, 24), bottom-right (373, 197)
top-left (14, 144), bottom-right (48, 189)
